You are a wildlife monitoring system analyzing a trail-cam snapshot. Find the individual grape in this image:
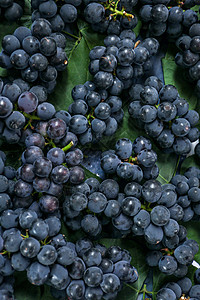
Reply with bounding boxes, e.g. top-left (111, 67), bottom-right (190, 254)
top-left (20, 237), bottom-right (40, 258)
top-left (37, 245), bottom-right (57, 265)
top-left (11, 252), bottom-right (31, 271)
top-left (2, 35), bottom-right (20, 55)
top-left (66, 280), bottom-right (85, 300)
top-left (29, 219), bottom-right (49, 240)
top-left (27, 261), bottom-right (50, 286)
top-left (29, 53), bottom-right (48, 72)
top-left (174, 244), bottom-right (194, 265)
top-left (31, 19), bottom-right (52, 40)
top-left (10, 50), bottom-right (29, 70)
top-left (47, 118), bottom-right (66, 139)
top-left (69, 193), bottom-right (88, 212)
top-left (57, 245), bottom-right (77, 266)
top-left (144, 224), bottom-right (163, 244)
top-left (150, 206), bottom-right (170, 226)
top-left (18, 92), bottom-right (38, 113)
top-left (156, 287), bottom-right (176, 300)
top-left (112, 213), bottom-right (133, 231)
top-left (0, 96), bottom-right (13, 118)
top-left (39, 0), bottom-right (57, 18)
top-left (100, 273), bottom-right (120, 294)
top-left (83, 266), bottom-right (103, 287)
top-left (48, 263), bottom-right (70, 290)
top-left (84, 3), bottom-right (105, 24)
